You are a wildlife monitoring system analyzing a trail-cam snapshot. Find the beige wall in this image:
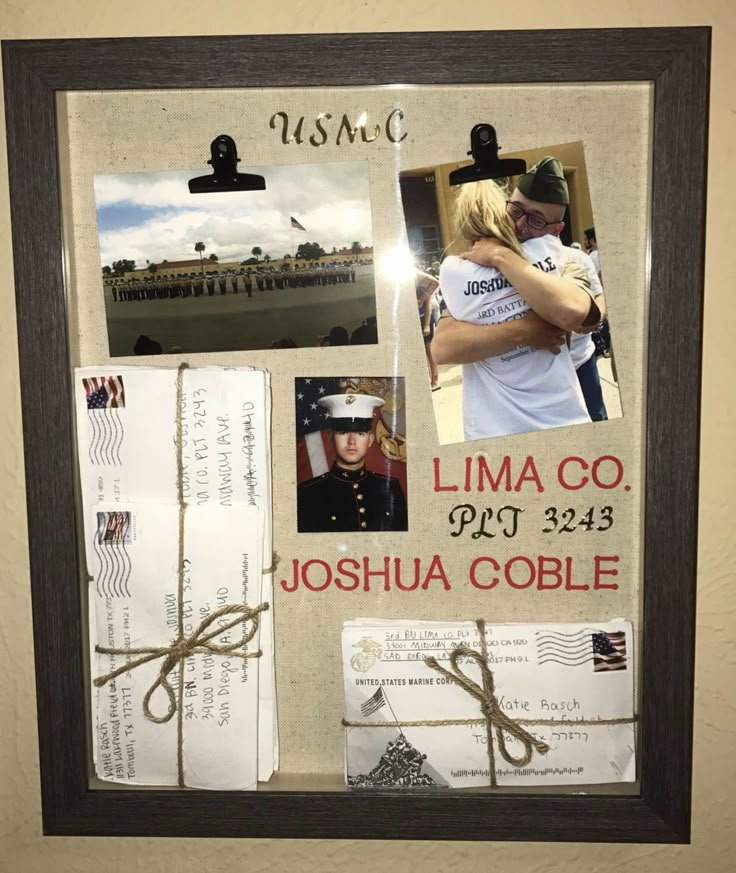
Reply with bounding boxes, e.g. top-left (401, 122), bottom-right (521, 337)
top-left (0, 6), bottom-right (733, 873)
